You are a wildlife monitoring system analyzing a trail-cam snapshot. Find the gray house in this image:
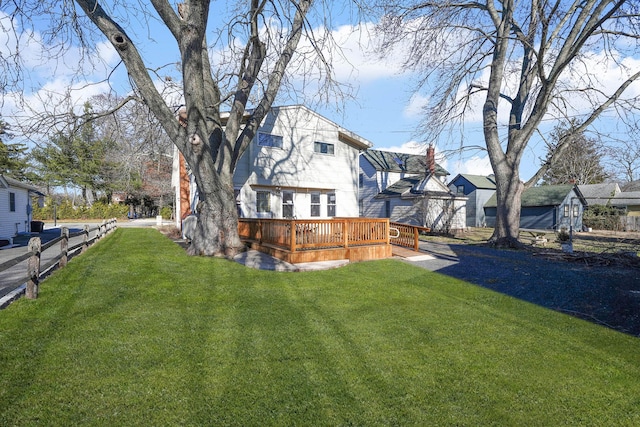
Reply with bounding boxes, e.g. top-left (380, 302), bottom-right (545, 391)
top-left (484, 184), bottom-right (587, 231)
top-left (448, 174), bottom-right (496, 227)
top-left (359, 148), bottom-right (467, 231)
top-left (578, 183), bottom-right (621, 207)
